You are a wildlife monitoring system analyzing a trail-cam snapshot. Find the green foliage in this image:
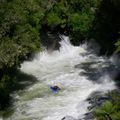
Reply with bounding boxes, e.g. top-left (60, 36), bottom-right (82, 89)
top-left (45, 0), bottom-right (100, 44)
top-left (47, 12), bottom-right (62, 26)
top-left (0, 0), bottom-right (44, 69)
top-left (95, 92), bottom-right (120, 120)
top-left (95, 101), bottom-right (117, 119)
top-left (45, 0), bottom-right (68, 29)
top-left (0, 0), bottom-right (46, 109)
top-left (112, 112), bottom-right (120, 120)
top-left (0, 40), bottom-right (23, 68)
top-left (69, 12), bottom-right (93, 33)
